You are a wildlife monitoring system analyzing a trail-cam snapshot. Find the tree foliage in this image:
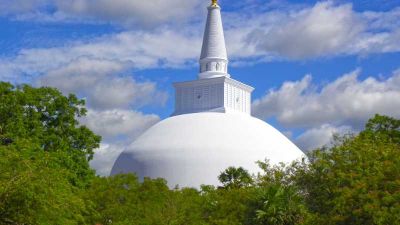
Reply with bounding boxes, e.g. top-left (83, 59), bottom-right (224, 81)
top-left (294, 114), bottom-right (400, 225)
top-left (218, 167), bottom-right (253, 189)
top-left (0, 145), bottom-right (94, 225)
top-left (0, 82), bottom-right (101, 187)
top-left (253, 184), bottom-right (308, 225)
top-left (84, 174), bottom-right (210, 225)
top-left (0, 82), bottom-right (100, 224)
